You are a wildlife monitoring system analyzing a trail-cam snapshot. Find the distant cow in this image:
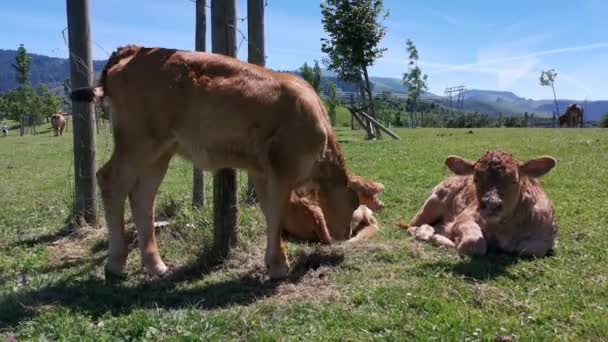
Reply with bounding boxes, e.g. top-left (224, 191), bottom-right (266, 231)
top-left (558, 104), bottom-right (583, 128)
top-left (50, 113), bottom-right (66, 136)
top-left (2, 125), bottom-right (8, 137)
top-left (283, 175), bottom-right (384, 244)
top-left (402, 150), bottom-right (557, 258)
